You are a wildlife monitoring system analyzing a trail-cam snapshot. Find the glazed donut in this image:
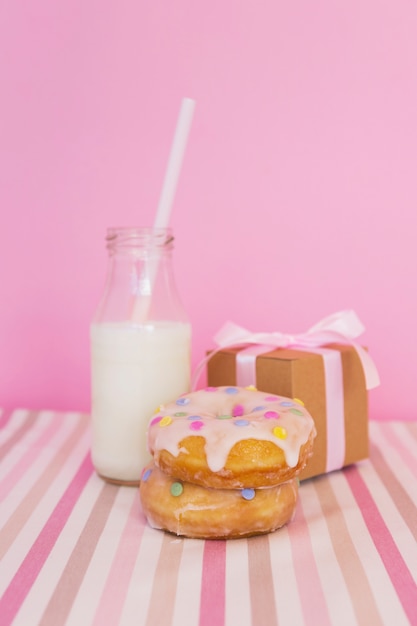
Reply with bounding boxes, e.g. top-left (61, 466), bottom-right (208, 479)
top-left (147, 386), bottom-right (316, 489)
top-left (139, 462), bottom-right (298, 539)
